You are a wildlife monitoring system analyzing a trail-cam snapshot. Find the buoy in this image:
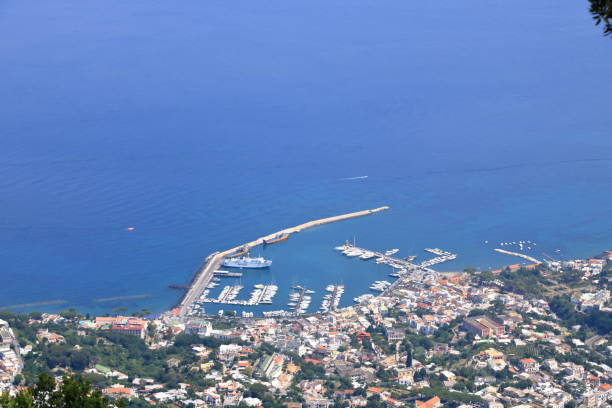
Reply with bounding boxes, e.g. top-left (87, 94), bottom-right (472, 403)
top-left (126, 227), bottom-right (136, 231)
